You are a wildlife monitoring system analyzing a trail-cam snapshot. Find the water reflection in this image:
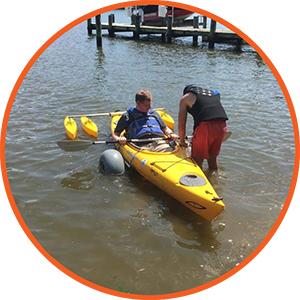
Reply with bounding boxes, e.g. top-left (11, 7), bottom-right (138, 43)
top-left (61, 169), bottom-right (96, 190)
top-left (127, 168), bottom-right (220, 252)
top-left (96, 48), bottom-right (105, 64)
